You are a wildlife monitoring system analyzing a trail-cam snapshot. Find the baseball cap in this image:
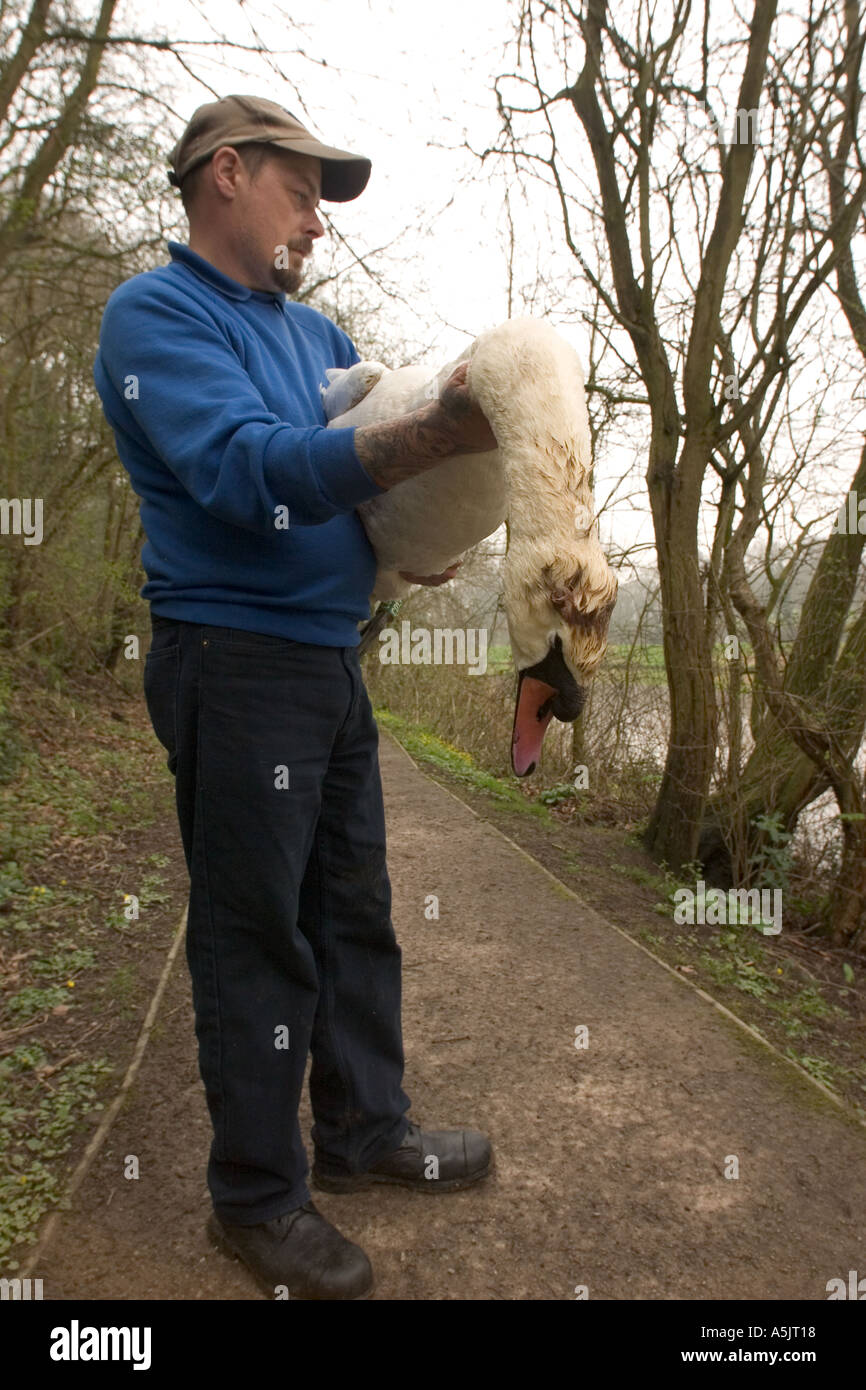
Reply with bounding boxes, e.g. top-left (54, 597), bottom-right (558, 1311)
top-left (167, 94), bottom-right (371, 202)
